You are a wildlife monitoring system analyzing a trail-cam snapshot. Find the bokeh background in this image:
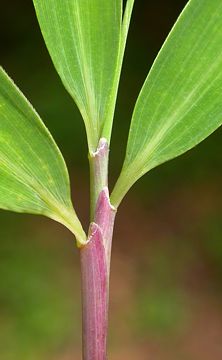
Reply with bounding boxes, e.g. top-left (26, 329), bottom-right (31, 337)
top-left (1, 1), bottom-right (222, 359)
